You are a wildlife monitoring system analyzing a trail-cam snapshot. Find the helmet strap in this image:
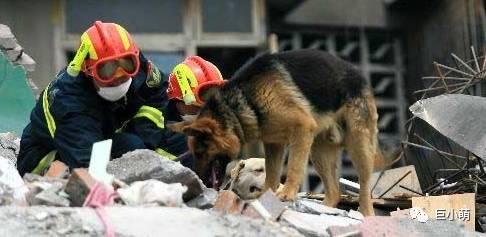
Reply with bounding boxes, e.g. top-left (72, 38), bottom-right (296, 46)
top-left (67, 33), bottom-right (92, 77)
